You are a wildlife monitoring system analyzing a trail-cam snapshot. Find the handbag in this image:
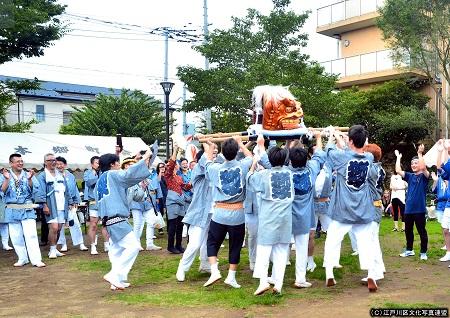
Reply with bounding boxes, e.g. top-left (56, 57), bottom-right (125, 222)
top-left (145, 188), bottom-right (166, 229)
